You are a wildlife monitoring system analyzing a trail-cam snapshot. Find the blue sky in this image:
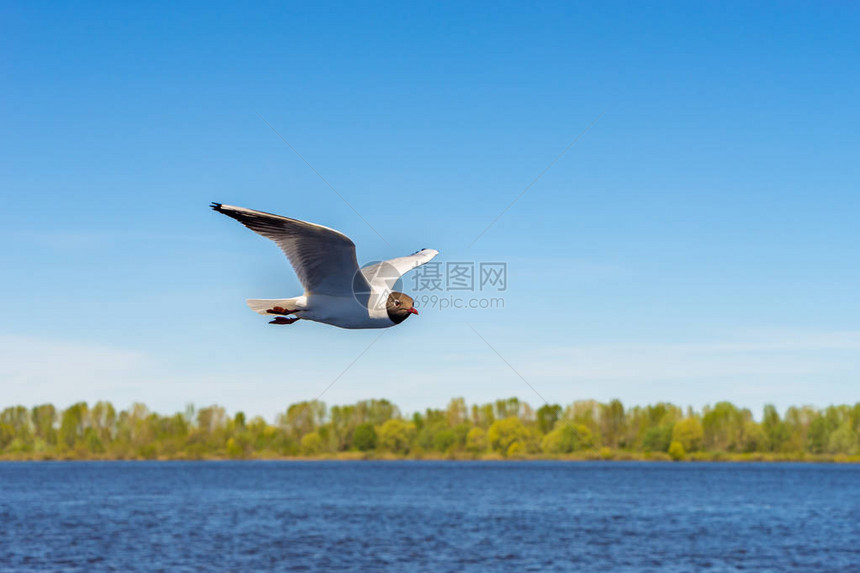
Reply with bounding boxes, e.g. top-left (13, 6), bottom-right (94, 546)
top-left (2, 2), bottom-right (859, 419)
